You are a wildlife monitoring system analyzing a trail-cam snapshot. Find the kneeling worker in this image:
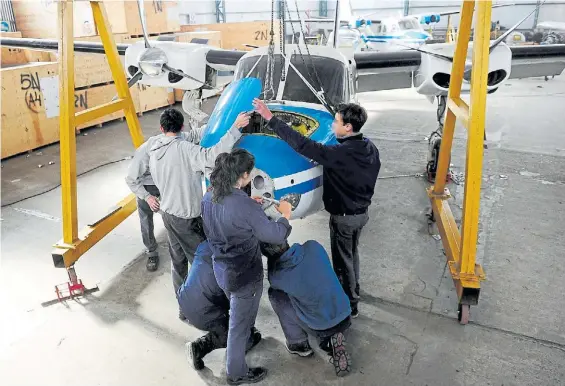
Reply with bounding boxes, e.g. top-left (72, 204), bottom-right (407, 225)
top-left (178, 241), bottom-right (262, 370)
top-left (261, 240), bottom-right (352, 377)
